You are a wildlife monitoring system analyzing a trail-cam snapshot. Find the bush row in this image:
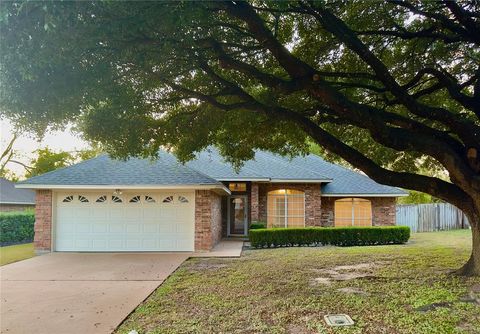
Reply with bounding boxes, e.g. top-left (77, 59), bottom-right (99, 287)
top-left (0, 211), bottom-right (35, 246)
top-left (249, 222), bottom-right (267, 230)
top-left (249, 226), bottom-right (410, 248)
